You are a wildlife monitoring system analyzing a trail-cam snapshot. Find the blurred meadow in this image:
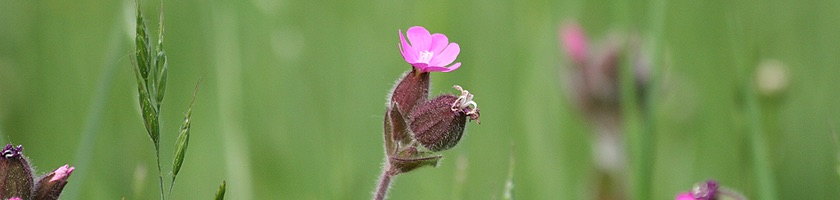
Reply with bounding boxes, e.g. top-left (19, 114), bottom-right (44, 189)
top-left (1, 0), bottom-right (840, 199)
